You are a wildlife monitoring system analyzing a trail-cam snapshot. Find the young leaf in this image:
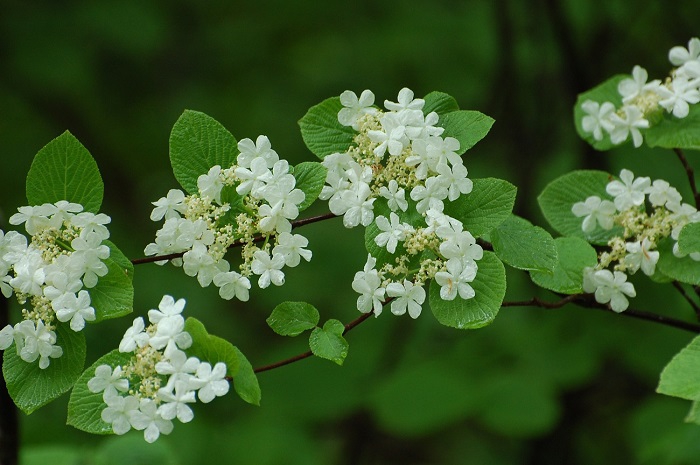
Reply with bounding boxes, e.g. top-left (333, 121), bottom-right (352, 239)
top-left (423, 91), bottom-right (460, 116)
top-left (646, 105), bottom-right (700, 151)
top-left (537, 170), bottom-right (622, 245)
top-left (573, 75), bottom-right (626, 151)
top-left (657, 238), bottom-right (700, 286)
top-left (309, 319), bottom-right (349, 366)
top-left (678, 223), bottom-right (700, 255)
top-left (529, 237), bottom-right (598, 294)
top-left (90, 241), bottom-right (134, 322)
top-left (169, 110), bottom-right (239, 195)
top-left (184, 317), bottom-right (240, 377)
top-left (293, 161), bottom-right (328, 212)
top-left (3, 323), bottom-right (86, 414)
top-left (67, 349), bottom-right (133, 434)
top-left (299, 97), bottom-right (356, 159)
top-left (491, 215), bottom-right (557, 272)
top-left (429, 251), bottom-right (506, 329)
top-left (266, 301), bottom-right (320, 337)
top-left (658, 334), bottom-right (700, 401)
top-left (25, 131), bottom-right (104, 213)
top-left (232, 347), bottom-right (260, 406)
top-left (437, 110), bottom-right (494, 154)
top-left (443, 178), bottom-right (516, 238)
